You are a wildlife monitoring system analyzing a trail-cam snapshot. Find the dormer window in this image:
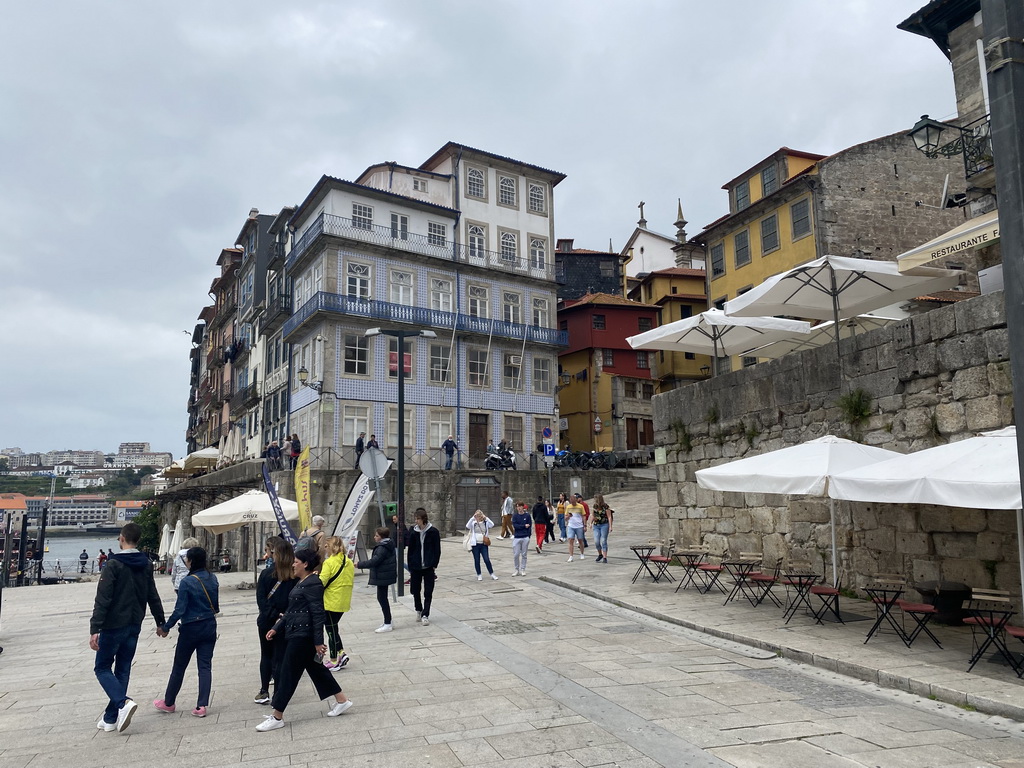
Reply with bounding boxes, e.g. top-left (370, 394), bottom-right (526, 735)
top-left (761, 164), bottom-right (778, 196)
top-left (735, 180), bottom-right (750, 211)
